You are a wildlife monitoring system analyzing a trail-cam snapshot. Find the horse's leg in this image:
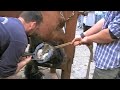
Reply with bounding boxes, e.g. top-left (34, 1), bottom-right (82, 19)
top-left (24, 35), bottom-right (44, 79)
top-left (49, 29), bottom-right (65, 74)
top-left (50, 68), bottom-right (56, 73)
top-left (60, 11), bottom-right (78, 79)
